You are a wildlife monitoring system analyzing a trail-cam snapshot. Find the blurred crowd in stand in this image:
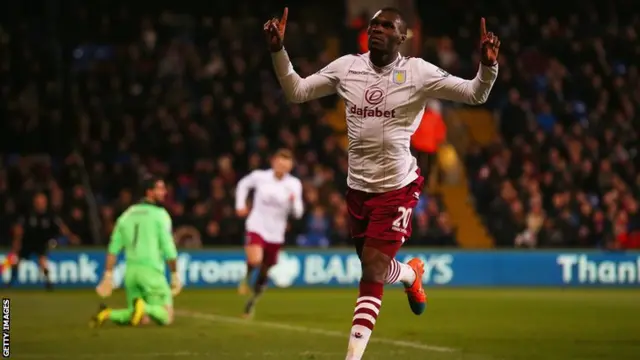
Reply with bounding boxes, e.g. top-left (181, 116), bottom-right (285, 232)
top-left (460, 1), bottom-right (640, 249)
top-left (5, 1), bottom-right (636, 250)
top-left (0, 1), bottom-right (454, 248)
